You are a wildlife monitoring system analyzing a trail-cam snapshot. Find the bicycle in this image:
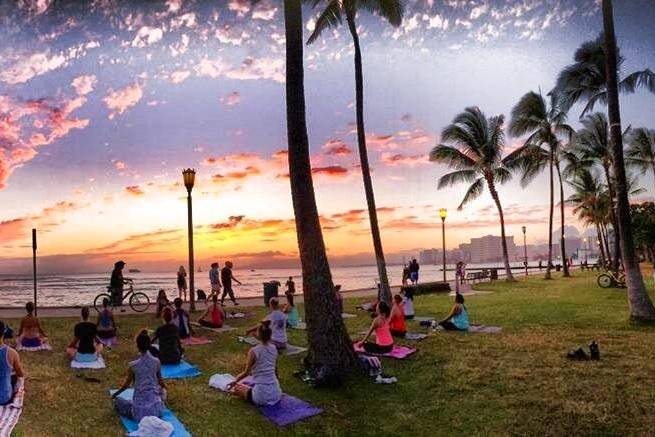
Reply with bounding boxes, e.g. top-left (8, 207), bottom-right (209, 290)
top-left (597, 269), bottom-right (626, 289)
top-left (94, 280), bottom-right (151, 313)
